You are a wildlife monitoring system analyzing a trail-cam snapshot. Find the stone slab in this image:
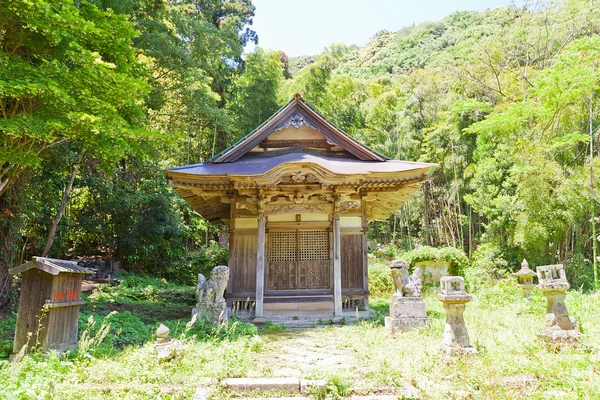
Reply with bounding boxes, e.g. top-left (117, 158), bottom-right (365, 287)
top-left (441, 345), bottom-right (478, 355)
top-left (300, 379), bottom-right (327, 394)
top-left (222, 377), bottom-right (300, 392)
top-left (385, 316), bottom-right (428, 333)
top-left (389, 296), bottom-right (427, 319)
